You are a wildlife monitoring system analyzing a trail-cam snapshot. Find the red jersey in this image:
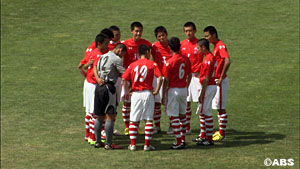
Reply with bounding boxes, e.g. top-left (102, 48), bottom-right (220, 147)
top-left (122, 58), bottom-right (162, 92)
top-left (85, 49), bottom-right (107, 84)
top-left (108, 40), bottom-right (121, 51)
top-left (80, 41), bottom-right (96, 65)
top-left (122, 38), bottom-right (153, 69)
top-left (199, 52), bottom-right (216, 85)
top-left (162, 53), bottom-right (191, 88)
top-left (152, 41), bottom-right (172, 70)
top-left (212, 40), bottom-right (230, 79)
top-left (180, 38), bottom-right (203, 73)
